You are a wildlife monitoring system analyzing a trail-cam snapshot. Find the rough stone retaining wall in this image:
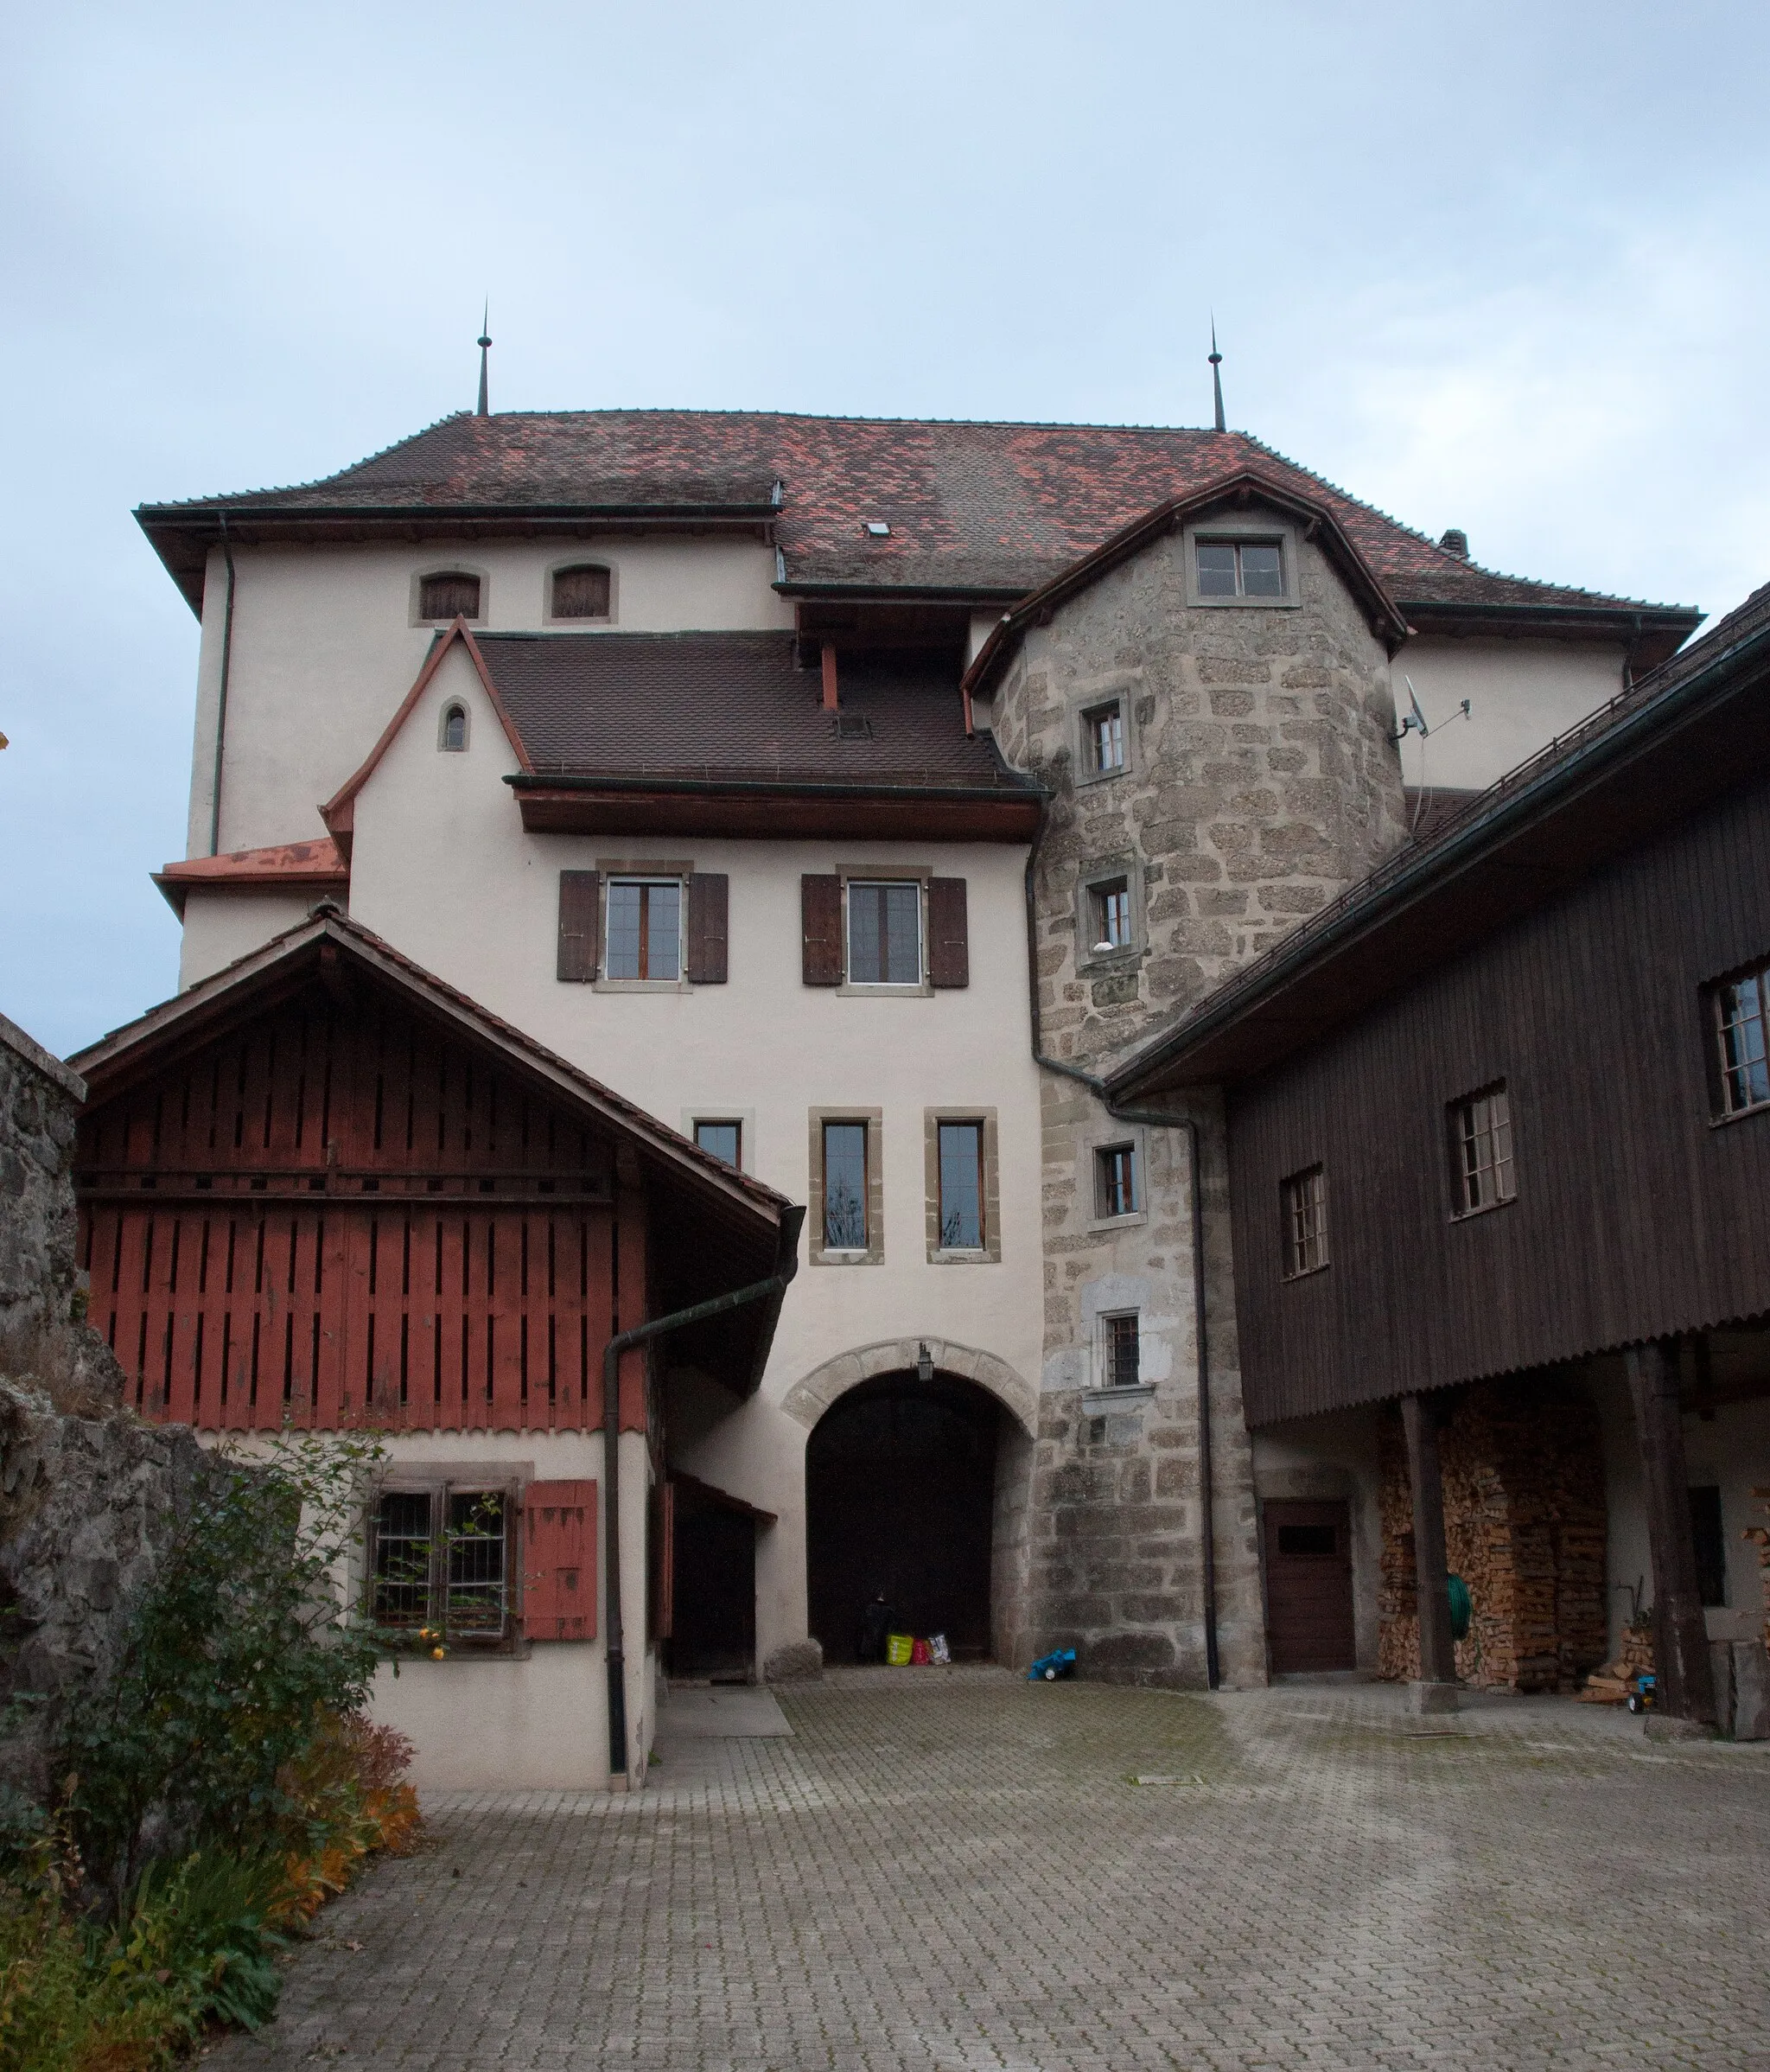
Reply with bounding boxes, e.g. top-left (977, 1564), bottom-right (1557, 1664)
top-left (0, 1010), bottom-right (87, 1350)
